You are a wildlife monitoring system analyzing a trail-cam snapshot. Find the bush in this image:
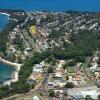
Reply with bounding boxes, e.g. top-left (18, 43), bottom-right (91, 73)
top-left (48, 89), bottom-right (55, 97)
top-left (48, 67), bottom-right (54, 73)
top-left (98, 95), bottom-right (100, 100)
top-left (66, 76), bottom-right (69, 80)
top-left (85, 95), bottom-right (93, 100)
top-left (65, 82), bottom-right (74, 88)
